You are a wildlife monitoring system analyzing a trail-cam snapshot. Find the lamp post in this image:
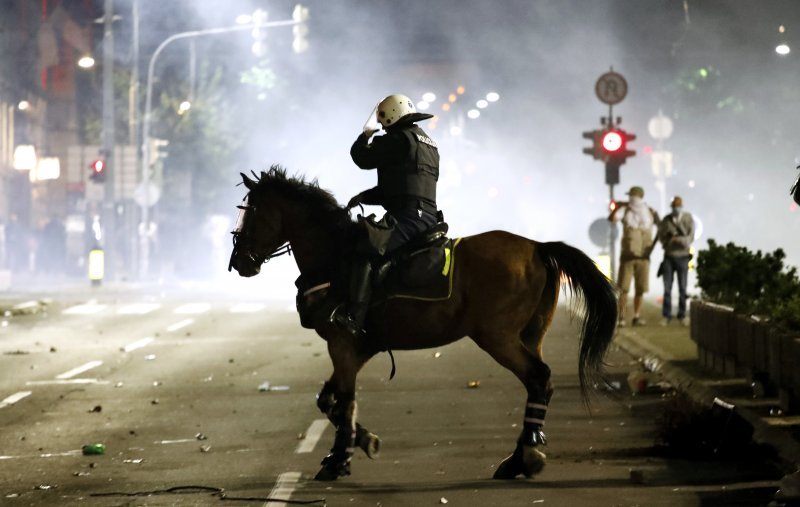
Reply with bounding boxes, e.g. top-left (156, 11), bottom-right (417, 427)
top-left (139, 17), bottom-right (303, 278)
